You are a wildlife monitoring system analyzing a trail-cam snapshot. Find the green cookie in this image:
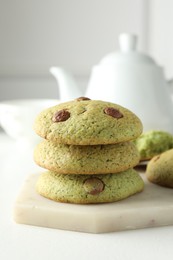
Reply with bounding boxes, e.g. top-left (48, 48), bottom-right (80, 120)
top-left (36, 169), bottom-right (144, 204)
top-left (34, 140), bottom-right (140, 174)
top-left (146, 148), bottom-right (173, 188)
top-left (134, 130), bottom-right (173, 161)
top-left (34, 98), bottom-right (142, 145)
